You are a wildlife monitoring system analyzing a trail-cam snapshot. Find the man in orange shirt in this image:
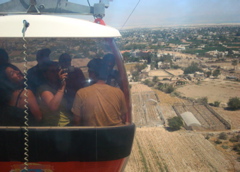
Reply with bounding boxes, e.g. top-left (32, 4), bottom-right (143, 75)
top-left (72, 58), bottom-right (127, 126)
